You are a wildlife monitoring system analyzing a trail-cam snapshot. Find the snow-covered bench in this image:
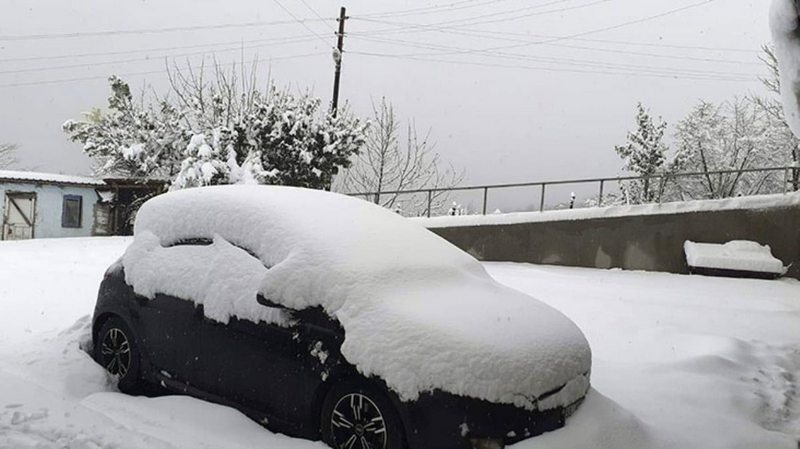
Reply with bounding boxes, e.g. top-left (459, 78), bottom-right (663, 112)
top-left (684, 240), bottom-right (787, 280)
